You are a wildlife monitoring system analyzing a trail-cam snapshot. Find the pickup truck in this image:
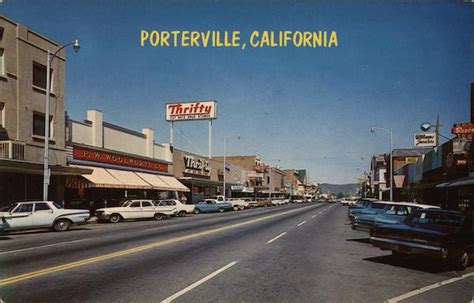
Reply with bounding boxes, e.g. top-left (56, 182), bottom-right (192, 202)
top-left (194, 199), bottom-right (232, 213)
top-left (95, 200), bottom-right (177, 223)
top-left (156, 199), bottom-right (195, 217)
top-left (0, 201), bottom-right (90, 232)
top-left (211, 196), bottom-right (248, 211)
